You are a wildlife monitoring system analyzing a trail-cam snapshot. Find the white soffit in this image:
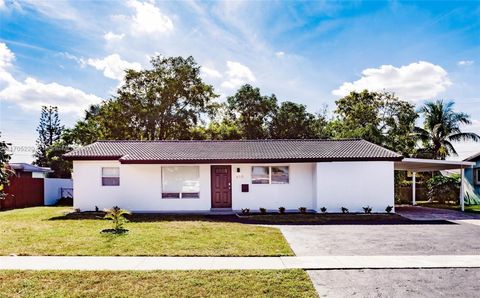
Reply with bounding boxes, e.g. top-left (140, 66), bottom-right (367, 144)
top-left (394, 158), bottom-right (475, 172)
